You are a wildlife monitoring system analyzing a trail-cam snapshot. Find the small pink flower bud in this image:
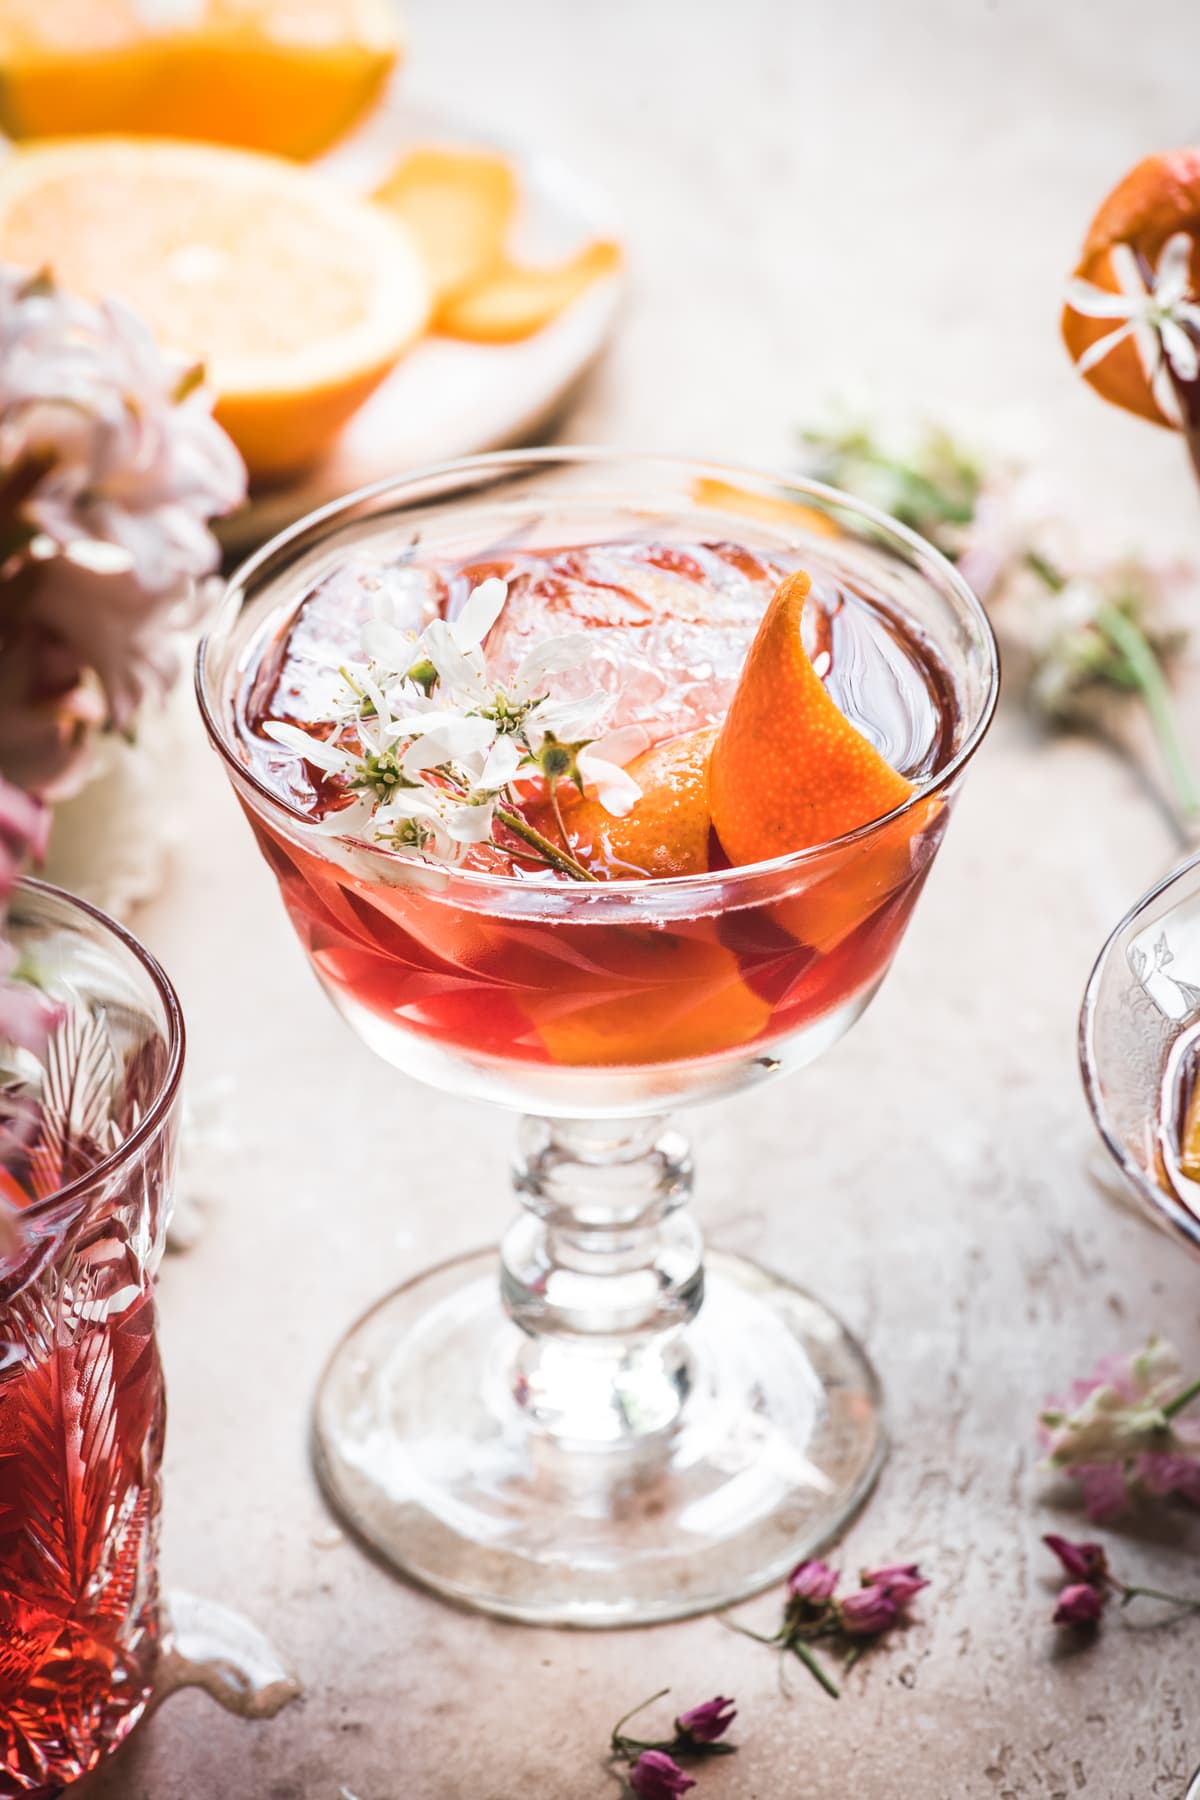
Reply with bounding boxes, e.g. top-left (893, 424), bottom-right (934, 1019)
top-left (629, 1750), bottom-right (696, 1799)
top-left (675, 1696), bottom-right (736, 1744)
top-left (1043, 1534), bottom-right (1108, 1586)
top-left (839, 1584), bottom-right (898, 1637)
top-left (787, 1558), bottom-right (840, 1602)
top-left (1053, 1582), bottom-right (1107, 1627)
top-left (861, 1562), bottom-right (930, 1605)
